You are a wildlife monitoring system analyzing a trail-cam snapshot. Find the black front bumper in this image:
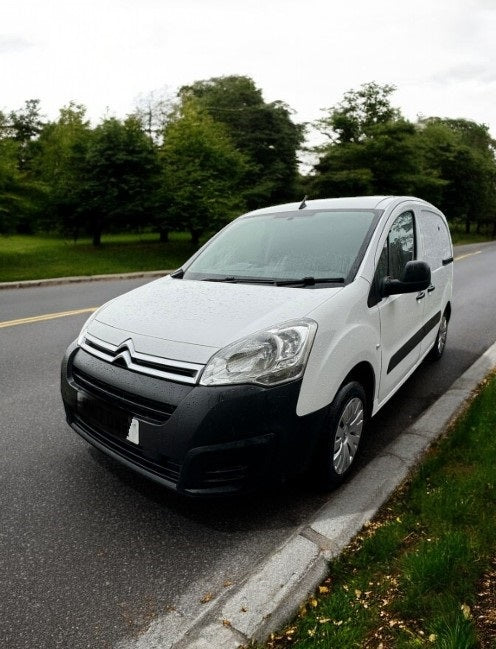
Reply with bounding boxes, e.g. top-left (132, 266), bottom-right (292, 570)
top-left (61, 342), bottom-right (325, 496)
